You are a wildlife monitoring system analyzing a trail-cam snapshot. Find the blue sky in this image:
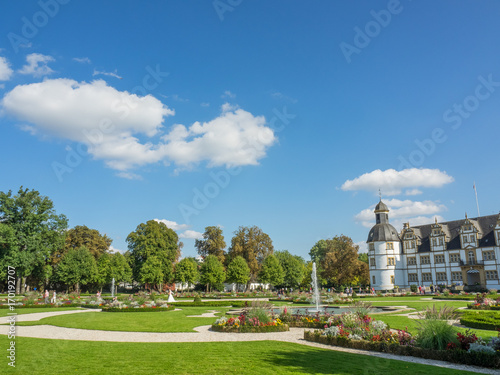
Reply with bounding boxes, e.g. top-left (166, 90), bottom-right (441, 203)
top-left (1, 1), bottom-right (499, 259)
